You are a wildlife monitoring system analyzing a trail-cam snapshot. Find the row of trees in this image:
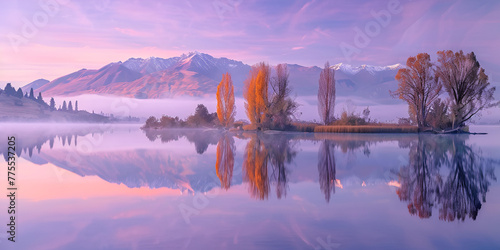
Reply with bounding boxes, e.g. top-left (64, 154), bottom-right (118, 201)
top-left (143, 104), bottom-right (218, 129)
top-left (2, 83), bottom-right (46, 106)
top-left (391, 50), bottom-right (498, 130)
top-left (144, 63), bottom-right (300, 130)
top-left (215, 60), bottom-right (362, 129)
top-left (56, 100), bottom-right (79, 112)
top-left (215, 63), bottom-right (299, 130)
top-left (1, 83), bottom-right (81, 113)
top-left (217, 50), bottom-right (496, 130)
top-left (160, 50), bottom-right (495, 131)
